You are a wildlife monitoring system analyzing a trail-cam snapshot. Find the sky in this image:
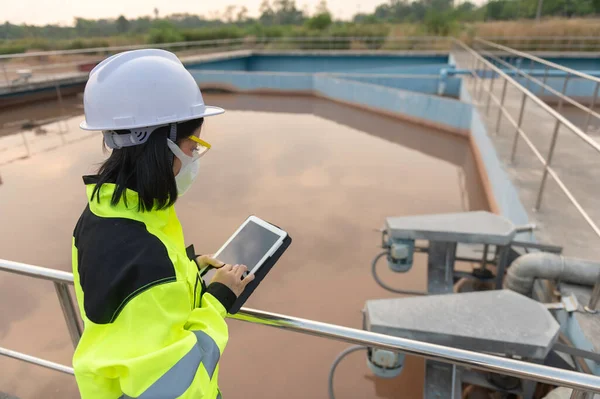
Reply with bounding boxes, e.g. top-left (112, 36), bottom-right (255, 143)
top-left (2, 0), bottom-right (389, 26)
